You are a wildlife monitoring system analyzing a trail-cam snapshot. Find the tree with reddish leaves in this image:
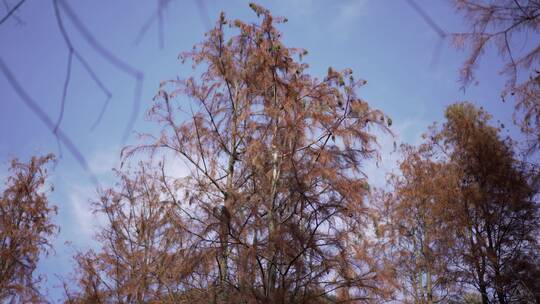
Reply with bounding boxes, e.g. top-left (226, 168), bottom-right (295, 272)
top-left (375, 102), bottom-right (540, 304)
top-left (63, 164), bottom-right (213, 303)
top-left (429, 103), bottom-right (538, 304)
top-left (66, 3), bottom-right (393, 303)
top-left (374, 143), bottom-right (462, 304)
top-left (0, 154), bottom-right (57, 303)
